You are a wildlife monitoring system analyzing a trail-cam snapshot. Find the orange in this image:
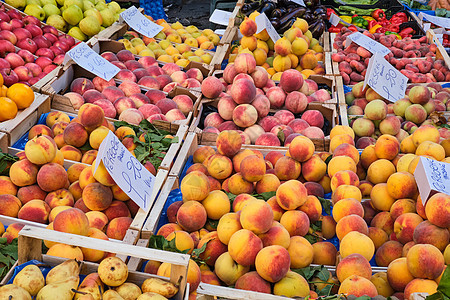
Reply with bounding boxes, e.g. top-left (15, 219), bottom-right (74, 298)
top-left (0, 85), bottom-right (7, 97)
top-left (6, 83), bottom-right (34, 110)
top-left (0, 97), bottom-right (18, 121)
top-left (0, 73), bottom-right (3, 86)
